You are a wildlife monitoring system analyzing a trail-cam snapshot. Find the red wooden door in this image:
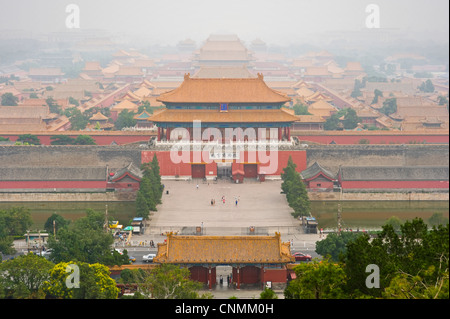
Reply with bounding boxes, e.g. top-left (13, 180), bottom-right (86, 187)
top-left (244, 164), bottom-right (257, 178)
top-left (191, 164), bottom-right (205, 178)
